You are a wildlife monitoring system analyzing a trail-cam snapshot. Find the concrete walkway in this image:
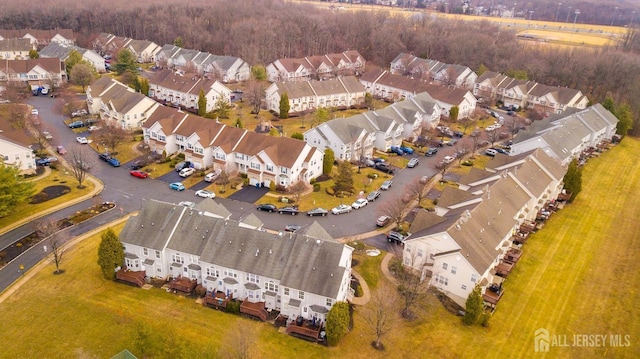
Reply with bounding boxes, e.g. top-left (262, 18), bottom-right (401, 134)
top-left (380, 252), bottom-right (398, 286)
top-left (350, 270), bottom-right (371, 305)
